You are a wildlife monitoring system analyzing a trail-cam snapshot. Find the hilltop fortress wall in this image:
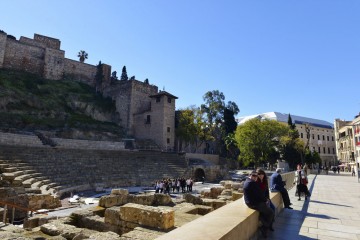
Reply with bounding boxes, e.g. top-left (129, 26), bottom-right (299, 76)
top-left (0, 32), bottom-right (111, 88)
top-left (0, 31), bottom-right (177, 150)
